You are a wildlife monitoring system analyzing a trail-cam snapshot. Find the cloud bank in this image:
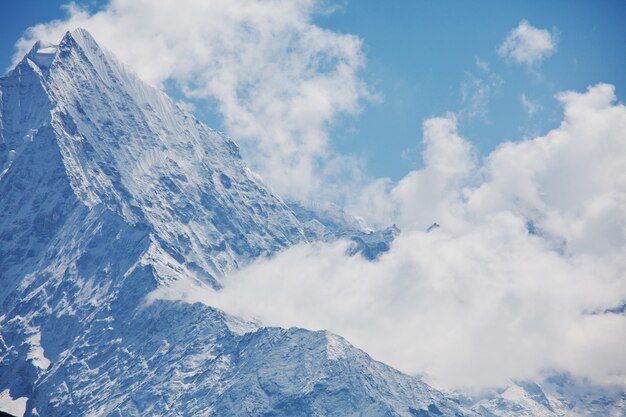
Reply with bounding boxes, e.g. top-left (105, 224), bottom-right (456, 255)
top-left (498, 20), bottom-right (558, 66)
top-left (14, 0), bottom-right (370, 201)
top-left (205, 83), bottom-right (626, 389)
